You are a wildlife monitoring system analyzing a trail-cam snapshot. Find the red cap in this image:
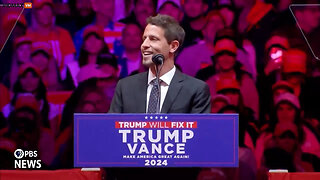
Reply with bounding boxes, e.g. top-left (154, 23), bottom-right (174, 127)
top-left (83, 25), bottom-right (104, 39)
top-left (15, 94), bottom-right (40, 113)
top-left (31, 42), bottom-right (52, 57)
top-left (272, 80), bottom-right (294, 92)
top-left (2, 12), bottom-right (27, 28)
top-left (216, 76), bottom-right (240, 92)
top-left (13, 36), bottom-right (32, 49)
top-left (33, 0), bottom-right (53, 9)
top-left (18, 63), bottom-right (41, 77)
top-left (214, 38), bottom-right (237, 55)
top-left (282, 49), bottom-right (307, 74)
top-left (274, 92), bottom-right (300, 109)
top-left (265, 35), bottom-right (289, 50)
